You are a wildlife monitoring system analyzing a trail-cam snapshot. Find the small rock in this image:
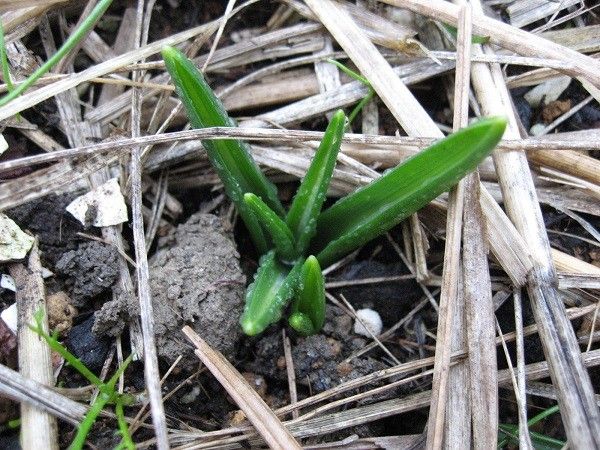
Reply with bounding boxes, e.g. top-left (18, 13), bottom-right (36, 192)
top-left (529, 123), bottom-right (546, 136)
top-left (66, 178), bottom-right (128, 227)
top-left (1, 304), bottom-right (17, 334)
top-left (55, 241), bottom-right (119, 306)
top-left (0, 213), bottom-right (34, 262)
top-left (354, 309), bottom-right (383, 337)
top-left (1, 274), bottom-right (16, 292)
top-left (542, 99), bottom-right (571, 123)
top-left (47, 291), bottom-right (77, 334)
top-left (66, 314), bottom-right (111, 374)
